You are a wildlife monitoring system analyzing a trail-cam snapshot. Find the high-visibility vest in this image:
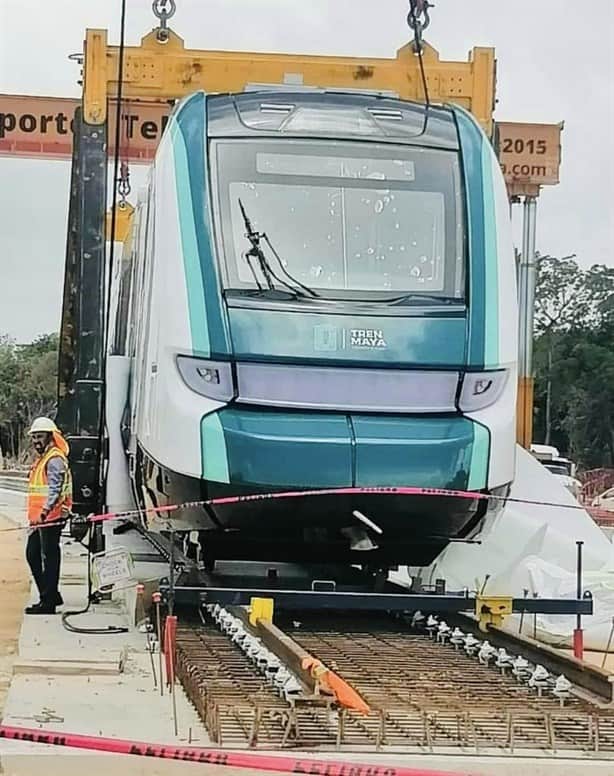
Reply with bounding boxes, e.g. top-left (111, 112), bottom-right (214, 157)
top-left (27, 446), bottom-right (73, 525)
